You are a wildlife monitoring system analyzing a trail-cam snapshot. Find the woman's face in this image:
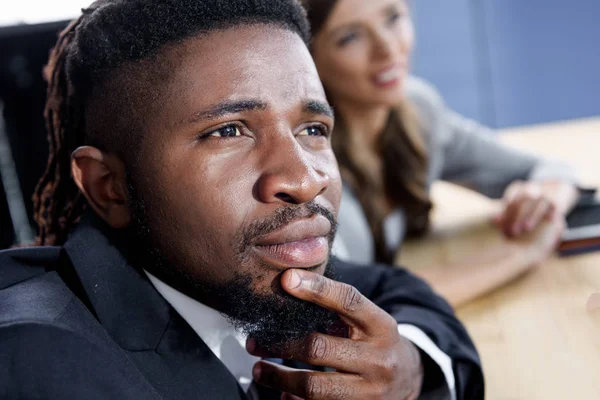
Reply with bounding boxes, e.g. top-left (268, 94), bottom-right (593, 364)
top-left (311, 0), bottom-right (413, 108)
